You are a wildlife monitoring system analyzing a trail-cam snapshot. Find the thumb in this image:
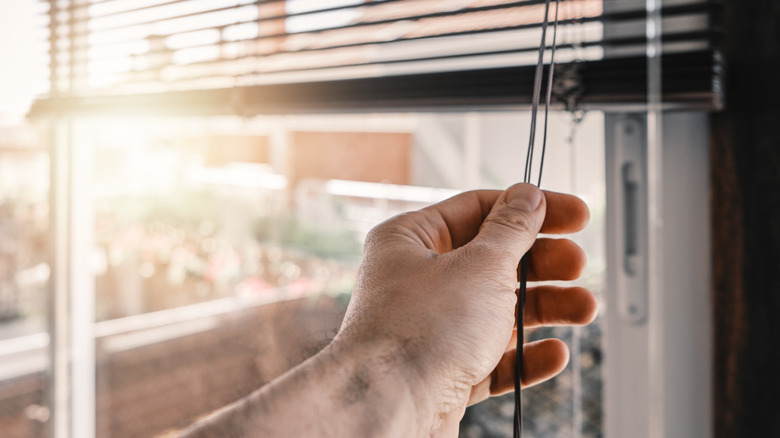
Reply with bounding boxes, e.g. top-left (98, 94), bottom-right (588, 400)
top-left (469, 183), bottom-right (546, 264)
